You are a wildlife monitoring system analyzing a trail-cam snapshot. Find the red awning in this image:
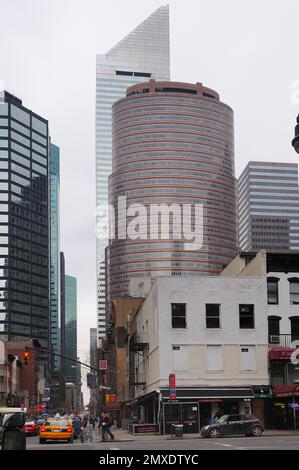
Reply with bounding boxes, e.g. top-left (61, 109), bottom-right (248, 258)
top-left (272, 384), bottom-right (299, 398)
top-left (269, 348), bottom-right (296, 361)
